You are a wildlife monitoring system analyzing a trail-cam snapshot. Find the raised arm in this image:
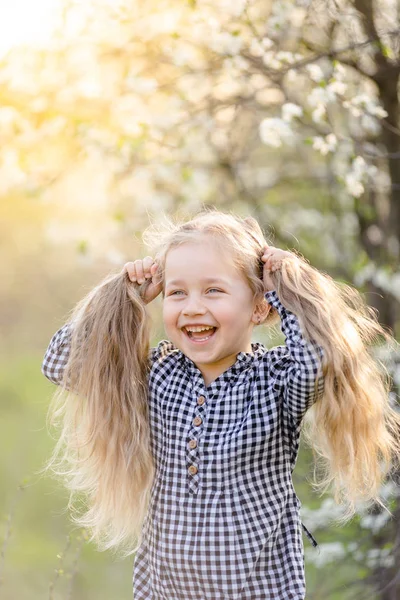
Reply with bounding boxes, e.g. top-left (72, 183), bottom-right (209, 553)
top-left (265, 289), bottom-right (325, 430)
